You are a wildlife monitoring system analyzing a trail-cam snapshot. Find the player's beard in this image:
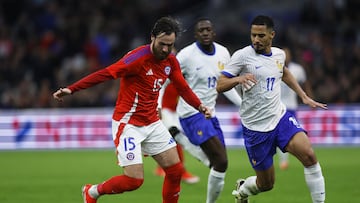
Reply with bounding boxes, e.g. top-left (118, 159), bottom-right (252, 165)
top-left (253, 43), bottom-right (265, 54)
top-left (152, 43), bottom-right (170, 60)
